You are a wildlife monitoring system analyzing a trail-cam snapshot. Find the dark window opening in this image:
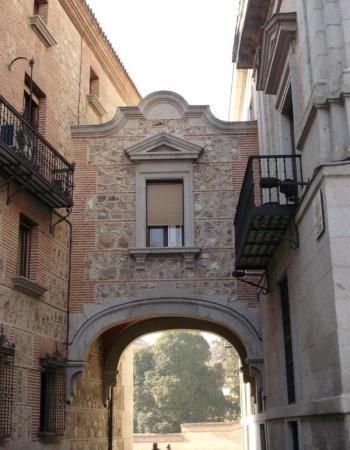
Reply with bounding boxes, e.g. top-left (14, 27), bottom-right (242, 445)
top-left (281, 86), bottom-right (295, 154)
top-left (89, 68), bottom-right (100, 97)
top-left (146, 180), bottom-right (184, 248)
top-left (33, 0), bottom-right (48, 22)
top-left (288, 421), bottom-right (299, 450)
top-left (23, 75), bottom-right (46, 133)
top-left (0, 326), bottom-right (15, 440)
top-left (39, 354), bottom-right (65, 437)
top-left (280, 277), bottom-right (296, 404)
top-left (18, 215), bottom-right (35, 279)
